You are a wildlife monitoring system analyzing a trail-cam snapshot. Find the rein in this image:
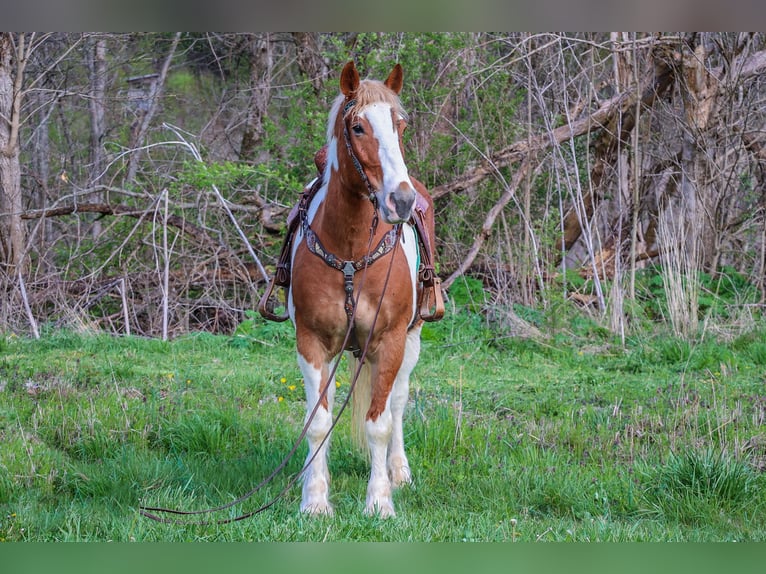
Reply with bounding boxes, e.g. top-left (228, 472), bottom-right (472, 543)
top-left (140, 94), bottom-right (414, 525)
top-left (139, 209), bottom-right (401, 526)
